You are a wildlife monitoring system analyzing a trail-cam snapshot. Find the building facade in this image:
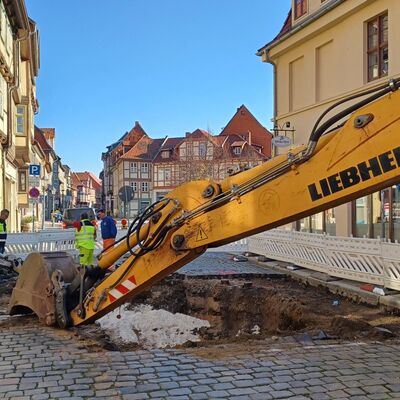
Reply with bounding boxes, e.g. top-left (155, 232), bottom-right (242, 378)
top-left (102, 106), bottom-right (272, 218)
top-left (258, 0), bottom-right (400, 240)
top-left (72, 171), bottom-right (101, 209)
top-left (101, 122), bottom-right (147, 213)
top-left (0, 0), bottom-right (40, 232)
